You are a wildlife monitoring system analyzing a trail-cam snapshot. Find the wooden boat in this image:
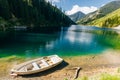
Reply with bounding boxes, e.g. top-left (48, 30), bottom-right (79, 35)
top-left (10, 55), bottom-right (63, 76)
